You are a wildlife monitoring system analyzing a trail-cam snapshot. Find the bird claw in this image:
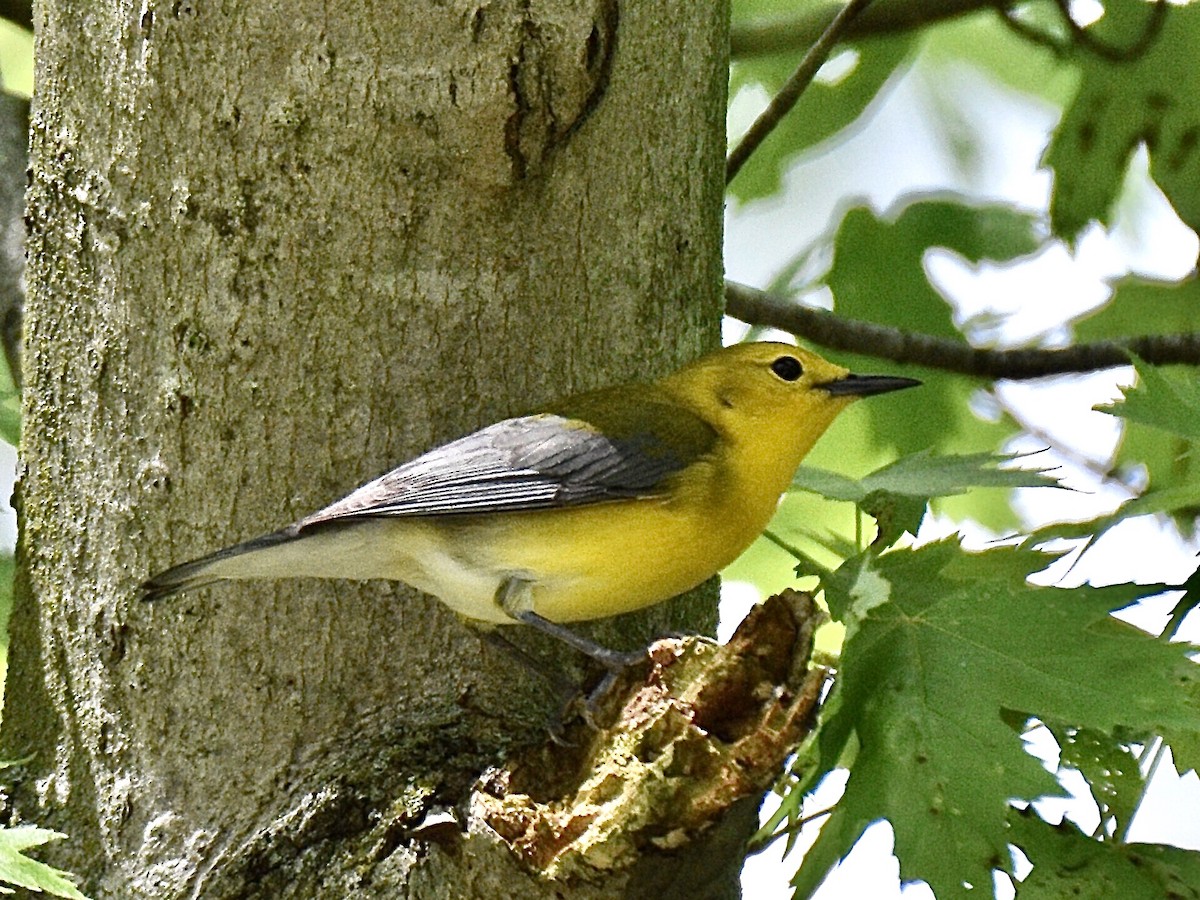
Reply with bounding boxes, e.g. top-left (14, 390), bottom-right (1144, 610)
top-left (482, 612), bottom-right (662, 736)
